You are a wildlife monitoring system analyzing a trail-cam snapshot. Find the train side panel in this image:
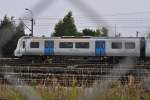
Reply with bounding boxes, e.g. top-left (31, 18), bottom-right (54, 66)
top-left (105, 38), bottom-right (140, 56)
top-left (24, 38), bottom-right (44, 55)
top-left (14, 36), bottom-right (142, 57)
top-left (54, 38), bottom-right (95, 56)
